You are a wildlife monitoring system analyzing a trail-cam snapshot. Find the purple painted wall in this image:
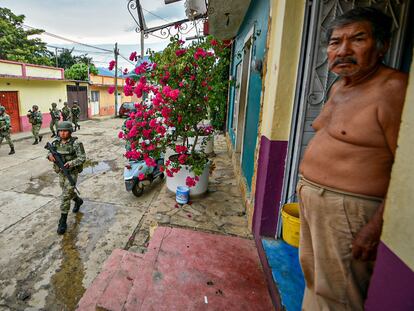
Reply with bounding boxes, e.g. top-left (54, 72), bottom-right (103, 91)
top-left (365, 242), bottom-right (414, 310)
top-left (253, 136), bottom-right (288, 237)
